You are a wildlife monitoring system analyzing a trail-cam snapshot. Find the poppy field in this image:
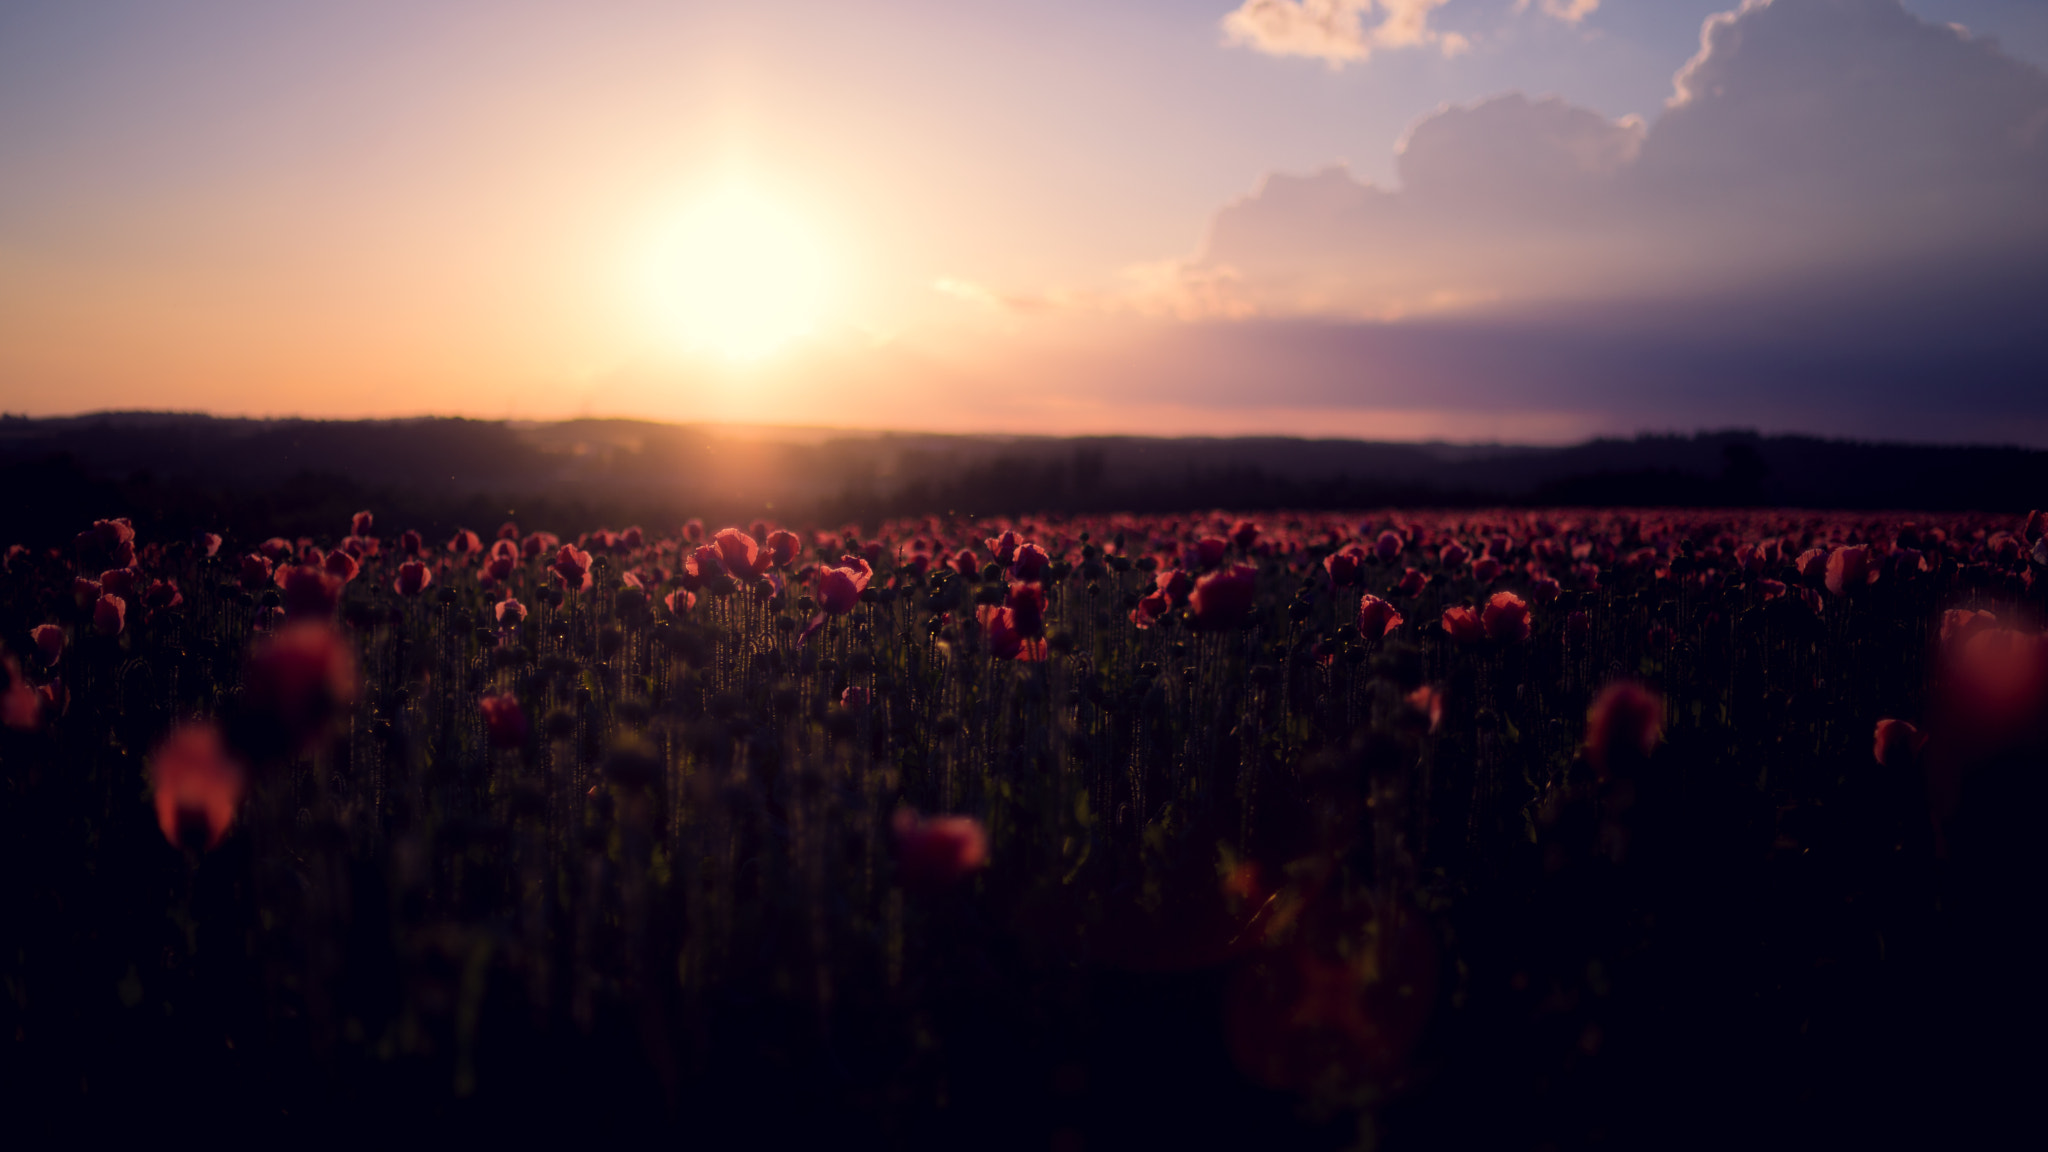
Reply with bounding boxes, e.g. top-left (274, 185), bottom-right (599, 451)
top-left (4, 507), bottom-right (2044, 1147)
